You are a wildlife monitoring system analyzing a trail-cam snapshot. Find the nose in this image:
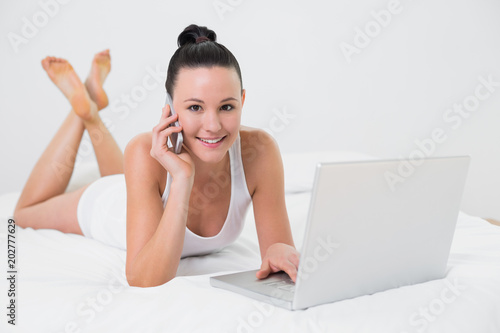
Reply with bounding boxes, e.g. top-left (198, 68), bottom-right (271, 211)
top-left (202, 109), bottom-right (222, 132)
